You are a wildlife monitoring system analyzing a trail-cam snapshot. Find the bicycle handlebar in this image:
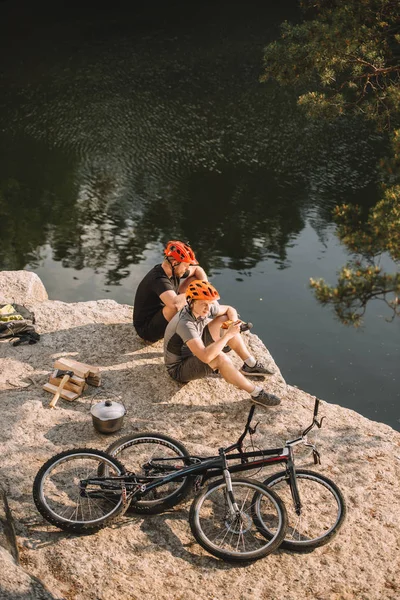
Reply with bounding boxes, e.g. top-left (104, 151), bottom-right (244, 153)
top-left (314, 398), bottom-right (320, 418)
top-left (301, 398), bottom-right (324, 438)
top-left (230, 397), bottom-right (323, 454)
